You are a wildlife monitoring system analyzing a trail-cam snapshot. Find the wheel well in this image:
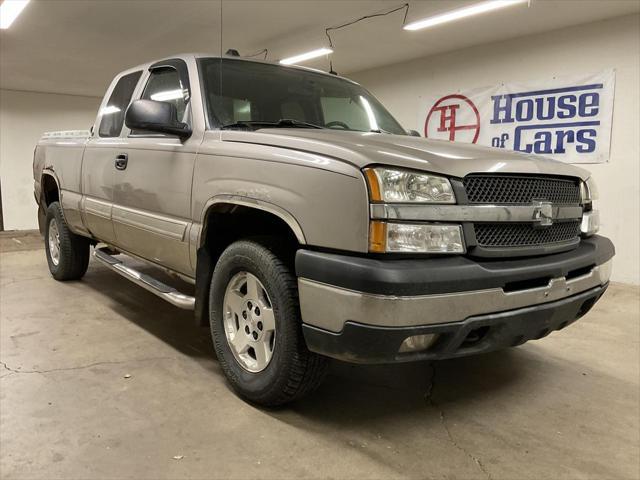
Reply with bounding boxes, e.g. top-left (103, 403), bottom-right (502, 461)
top-left (41, 174), bottom-right (59, 206)
top-left (193, 204), bottom-right (302, 326)
top-left (202, 204), bottom-right (300, 262)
